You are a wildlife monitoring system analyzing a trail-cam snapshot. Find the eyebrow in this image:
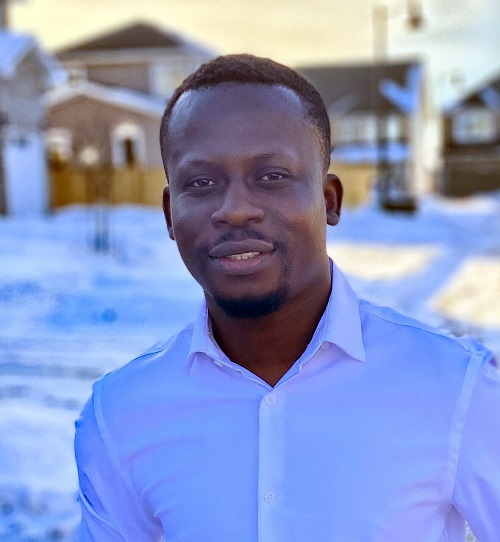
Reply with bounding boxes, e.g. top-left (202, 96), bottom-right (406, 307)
top-left (180, 153), bottom-right (287, 167)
